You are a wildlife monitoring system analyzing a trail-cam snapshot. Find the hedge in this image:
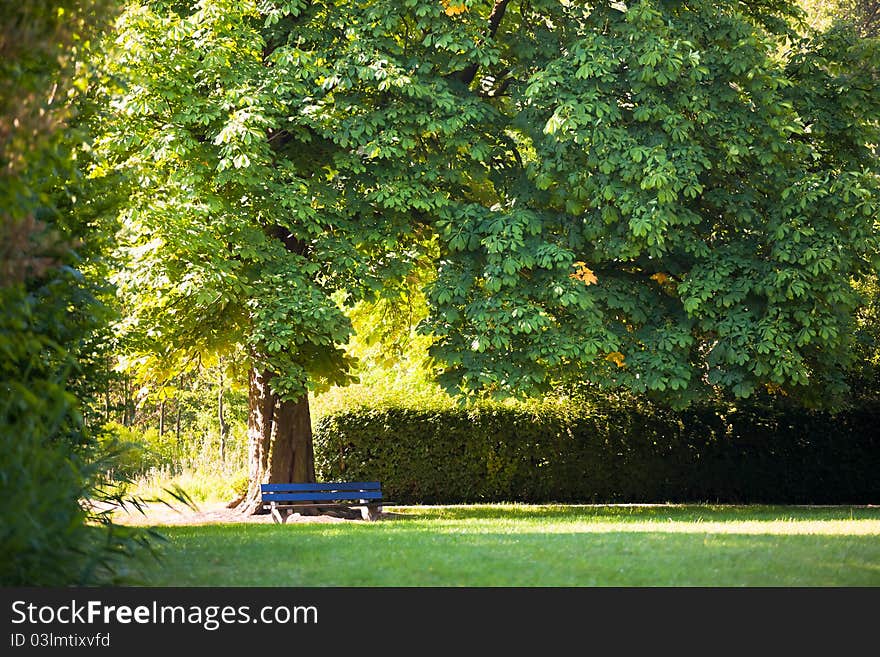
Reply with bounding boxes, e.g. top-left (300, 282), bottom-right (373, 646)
top-left (314, 401), bottom-right (880, 504)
